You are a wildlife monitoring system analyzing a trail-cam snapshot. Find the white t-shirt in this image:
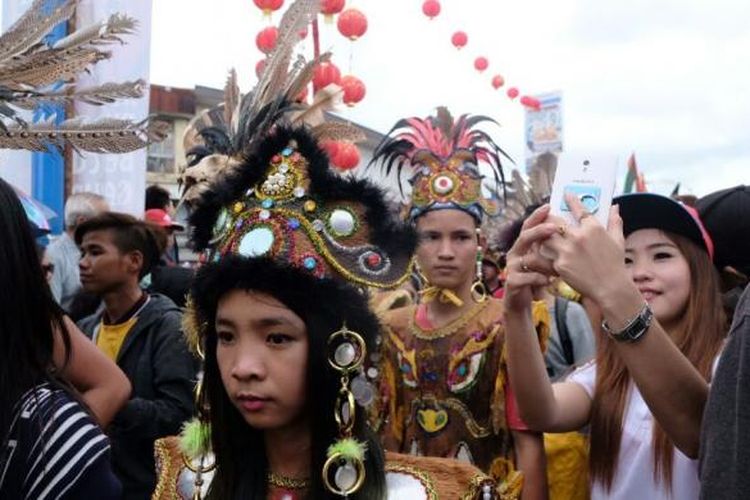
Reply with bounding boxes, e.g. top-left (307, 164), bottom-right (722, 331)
top-left (567, 362), bottom-right (700, 500)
